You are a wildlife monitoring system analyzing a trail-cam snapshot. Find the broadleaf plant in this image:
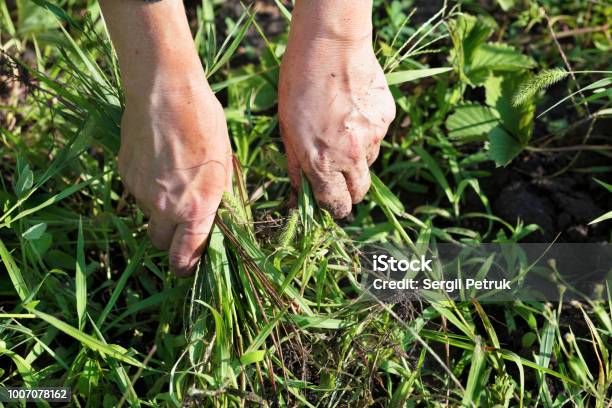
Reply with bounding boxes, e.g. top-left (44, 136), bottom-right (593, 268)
top-left (447, 14), bottom-right (536, 166)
